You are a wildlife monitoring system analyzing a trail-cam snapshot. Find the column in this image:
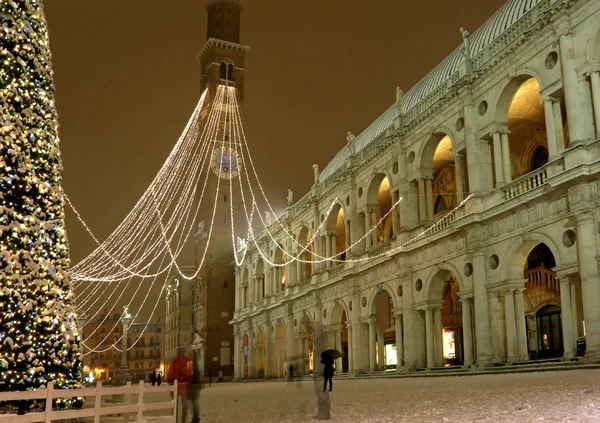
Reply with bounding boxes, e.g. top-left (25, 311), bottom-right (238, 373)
top-left (460, 297), bottom-right (474, 367)
top-left (368, 317), bottom-right (377, 372)
top-left (473, 252), bottom-right (492, 365)
top-left (345, 221), bottom-right (351, 255)
top-left (285, 261), bottom-right (293, 287)
top-left (351, 294), bottom-right (363, 373)
top-left (559, 30), bottom-right (594, 144)
top-left (492, 132), bottom-right (505, 186)
top-left (370, 211), bottom-right (378, 247)
top-left (395, 312), bottom-right (403, 371)
top-left (346, 323), bottom-right (353, 372)
top-left (558, 275), bottom-right (575, 358)
top-left (234, 333), bottom-right (241, 379)
top-left (434, 307), bottom-right (443, 367)
top-left (334, 327), bottom-right (343, 373)
top-left (331, 234), bottom-right (337, 262)
top-left (500, 131), bottom-right (512, 183)
top-left (454, 152), bottom-right (465, 202)
top-left (504, 290), bottom-right (519, 363)
top-left (364, 212), bottom-right (371, 249)
top-left (570, 282), bottom-right (581, 340)
top-left (552, 99), bottom-right (565, 152)
top-left (543, 98), bottom-right (559, 159)
top-left (514, 288), bottom-right (529, 361)
top-left (591, 71), bottom-right (600, 138)
top-left (325, 234), bottom-right (332, 269)
top-left (391, 192), bottom-right (399, 235)
top-left (248, 333), bottom-right (256, 378)
top-left (402, 274), bottom-right (418, 370)
top-left (577, 213), bottom-right (600, 357)
top-left (285, 317), bottom-right (295, 368)
top-left (425, 177), bottom-right (434, 222)
top-left (296, 252), bottom-right (302, 282)
top-left (377, 327), bottom-right (385, 370)
top-left (418, 178), bottom-right (426, 224)
top-left (425, 309), bottom-right (435, 368)
top-left (264, 330), bottom-right (272, 378)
